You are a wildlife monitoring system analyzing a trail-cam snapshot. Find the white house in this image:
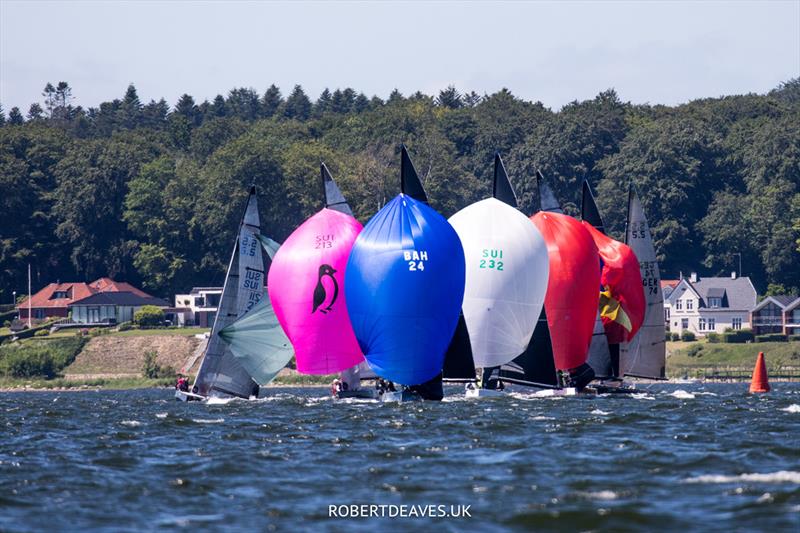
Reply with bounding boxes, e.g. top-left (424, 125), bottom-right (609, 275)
top-left (664, 272), bottom-right (757, 336)
top-left (174, 287), bottom-right (222, 327)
